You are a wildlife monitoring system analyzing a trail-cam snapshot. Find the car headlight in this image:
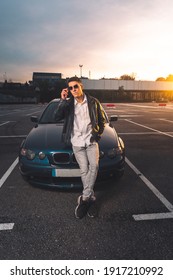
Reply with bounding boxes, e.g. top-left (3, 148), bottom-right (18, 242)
top-left (99, 151), bottom-right (105, 159)
top-left (20, 148), bottom-right (46, 160)
top-left (107, 147), bottom-right (123, 159)
top-left (26, 149), bottom-right (36, 160)
top-left (20, 148), bottom-right (27, 156)
top-left (38, 151), bottom-right (46, 160)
